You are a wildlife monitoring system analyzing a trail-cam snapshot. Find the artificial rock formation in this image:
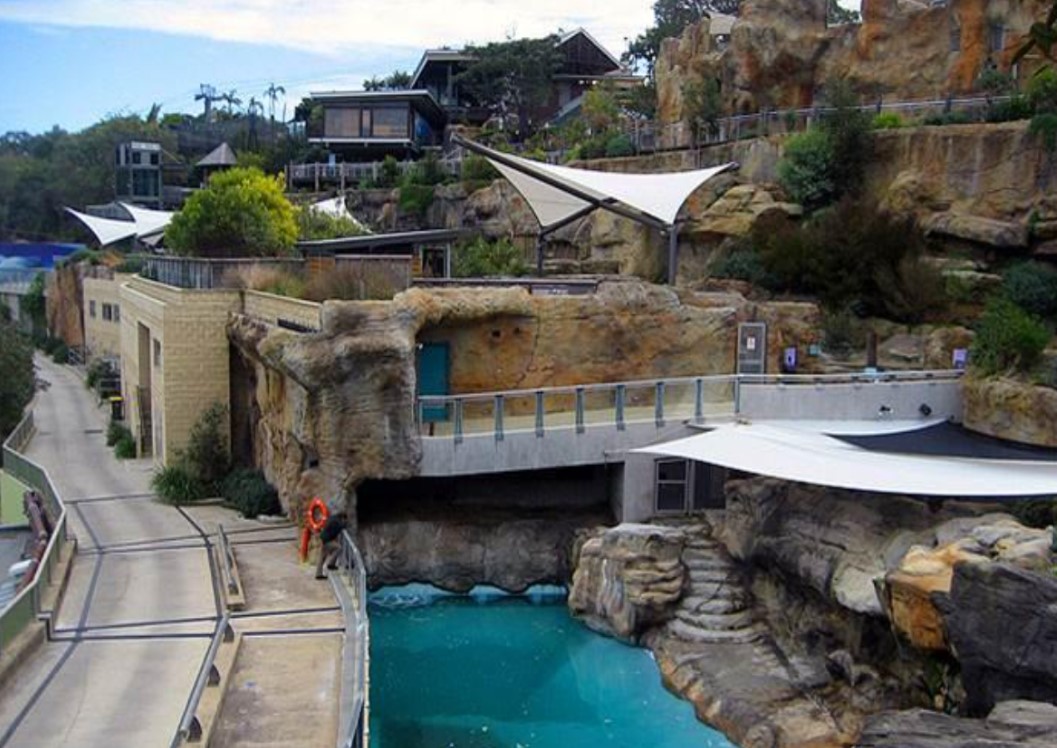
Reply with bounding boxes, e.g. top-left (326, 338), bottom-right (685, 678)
top-left (856, 700), bottom-right (1057, 748)
top-left (963, 376), bottom-right (1057, 447)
